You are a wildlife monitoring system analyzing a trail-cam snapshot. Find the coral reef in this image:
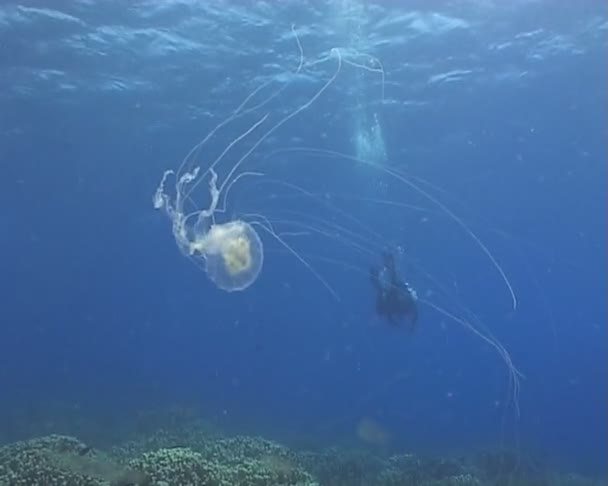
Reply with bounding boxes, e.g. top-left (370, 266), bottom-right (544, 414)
top-left (0, 429), bottom-right (603, 486)
top-left (127, 441), bottom-right (318, 486)
top-left (299, 447), bottom-right (385, 486)
top-left (127, 448), bottom-right (220, 485)
top-left (0, 434), bottom-right (317, 486)
top-left (109, 421), bottom-right (218, 461)
top-left (0, 434), bottom-right (143, 486)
